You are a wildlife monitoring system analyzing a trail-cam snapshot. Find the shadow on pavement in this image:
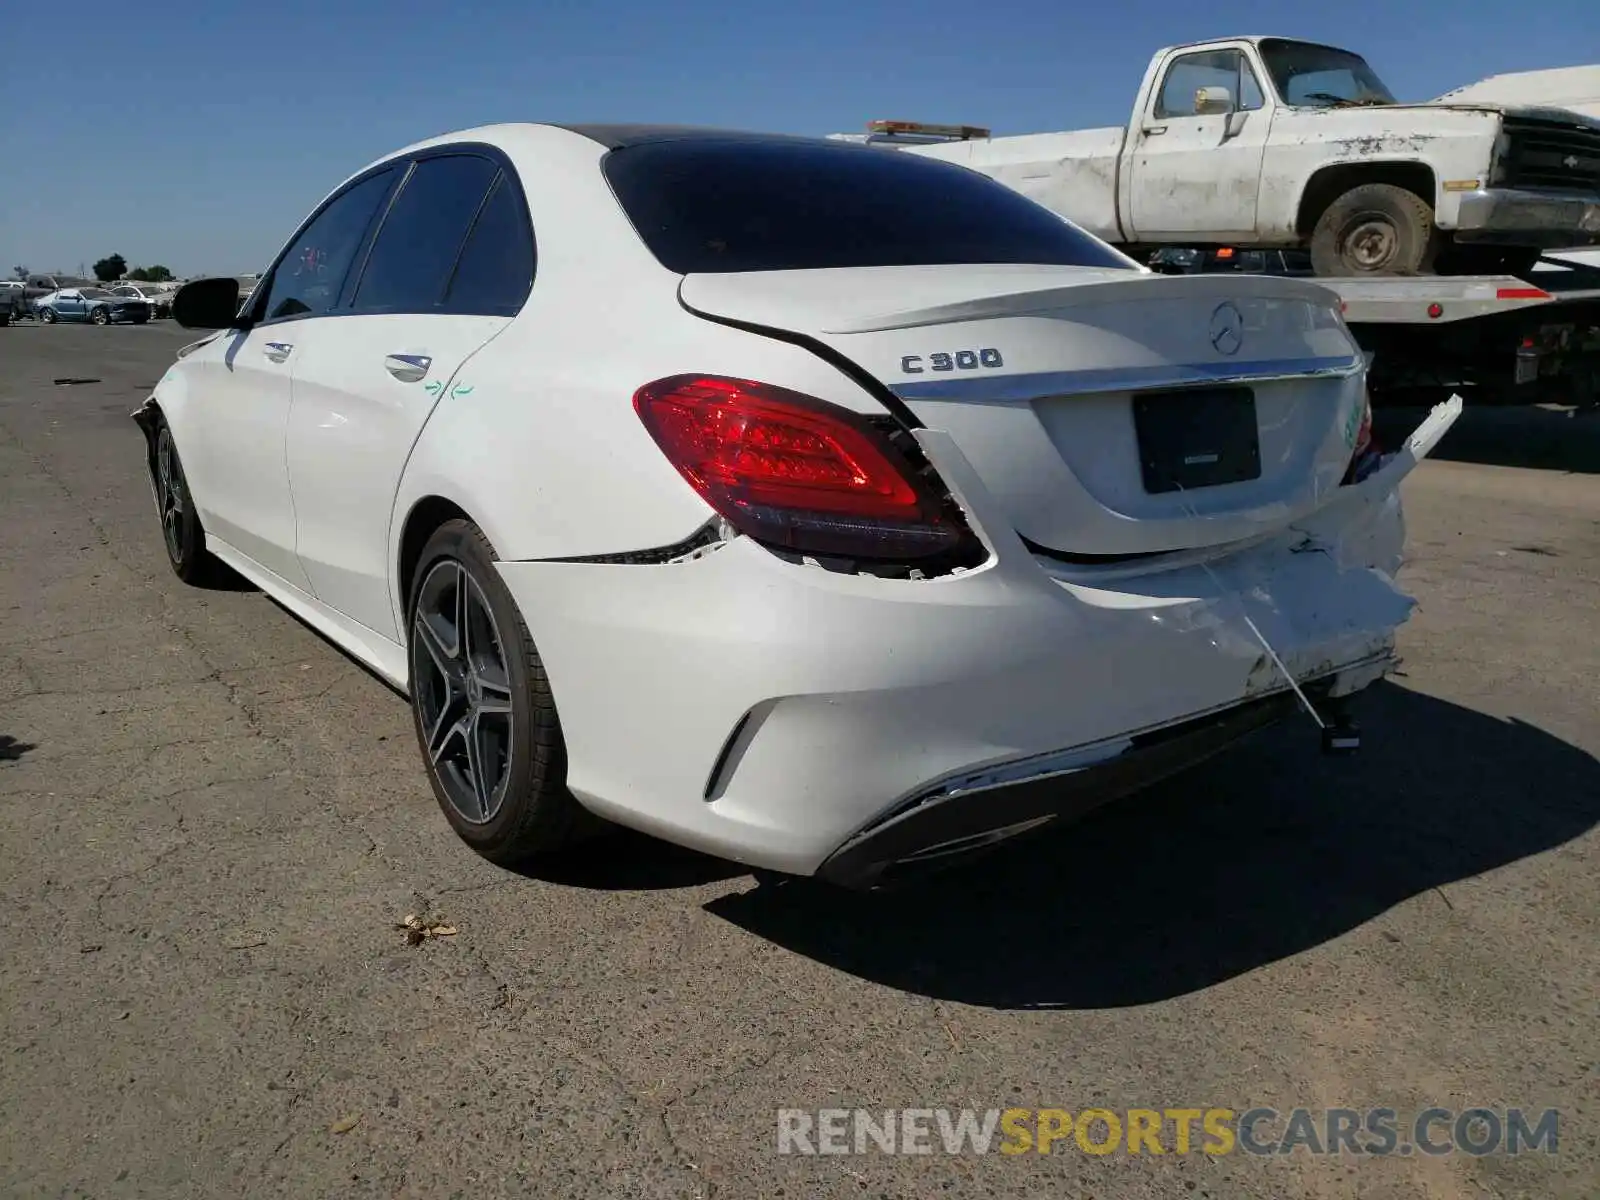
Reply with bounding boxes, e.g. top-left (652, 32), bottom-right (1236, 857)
top-left (0, 735), bottom-right (38, 762)
top-left (1374, 403), bottom-right (1600, 474)
top-left (705, 681), bottom-right (1600, 1009)
top-left (194, 564), bottom-right (258, 593)
top-left (519, 827), bottom-right (747, 891)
